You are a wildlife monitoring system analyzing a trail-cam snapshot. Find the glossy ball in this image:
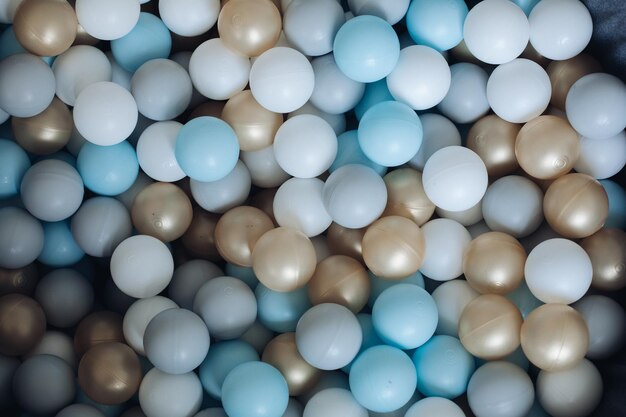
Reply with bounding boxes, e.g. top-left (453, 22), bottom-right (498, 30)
top-left (0, 294), bottom-right (46, 356)
top-left (382, 167), bottom-right (435, 226)
top-left (466, 115), bottom-right (520, 178)
top-left (12, 97), bottom-right (72, 155)
top-left (308, 255), bottom-right (369, 314)
top-left (581, 228), bottom-right (626, 291)
top-left (74, 311), bottom-right (125, 358)
top-left (215, 206), bottom-right (274, 267)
